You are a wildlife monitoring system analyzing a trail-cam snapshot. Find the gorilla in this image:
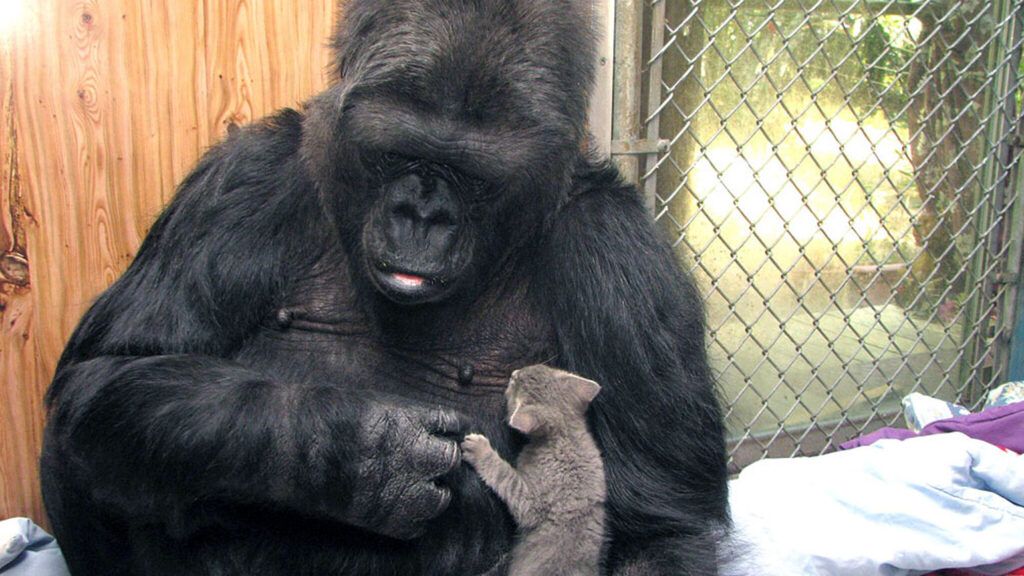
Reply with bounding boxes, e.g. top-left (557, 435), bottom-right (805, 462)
top-left (40, 0), bottom-right (729, 574)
